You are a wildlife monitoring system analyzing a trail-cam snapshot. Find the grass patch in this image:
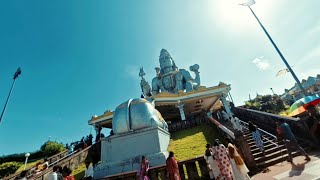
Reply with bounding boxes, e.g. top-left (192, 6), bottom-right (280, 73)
top-left (72, 163), bottom-right (86, 180)
top-left (168, 124), bottom-right (222, 161)
top-left (16, 159), bottom-right (42, 173)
